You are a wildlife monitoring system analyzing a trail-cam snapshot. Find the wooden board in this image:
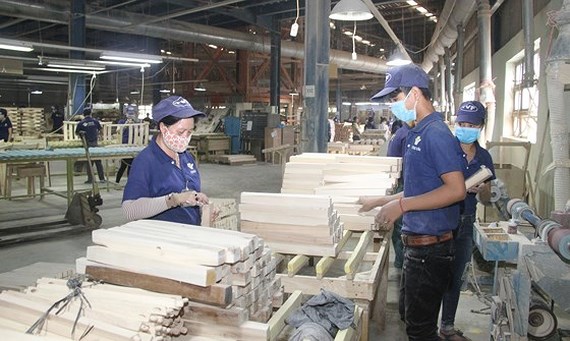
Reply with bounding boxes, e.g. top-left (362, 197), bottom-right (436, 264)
top-left (85, 265), bottom-right (232, 307)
